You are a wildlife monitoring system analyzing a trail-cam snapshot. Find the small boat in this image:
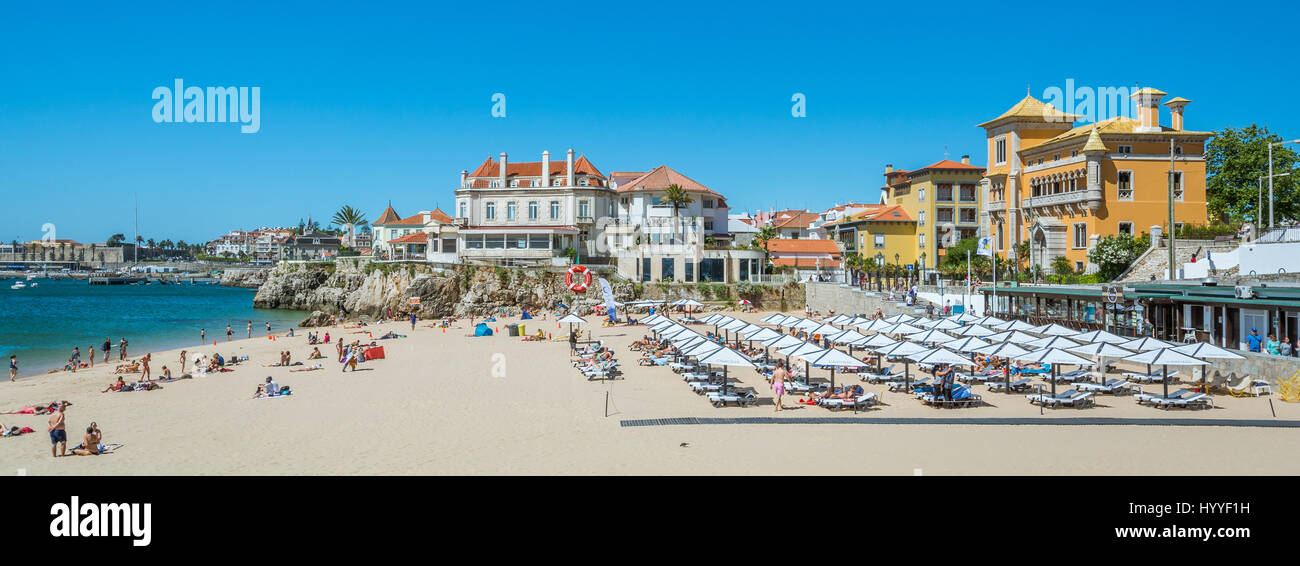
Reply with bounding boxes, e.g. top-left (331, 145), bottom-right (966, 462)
top-left (10, 281), bottom-right (27, 290)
